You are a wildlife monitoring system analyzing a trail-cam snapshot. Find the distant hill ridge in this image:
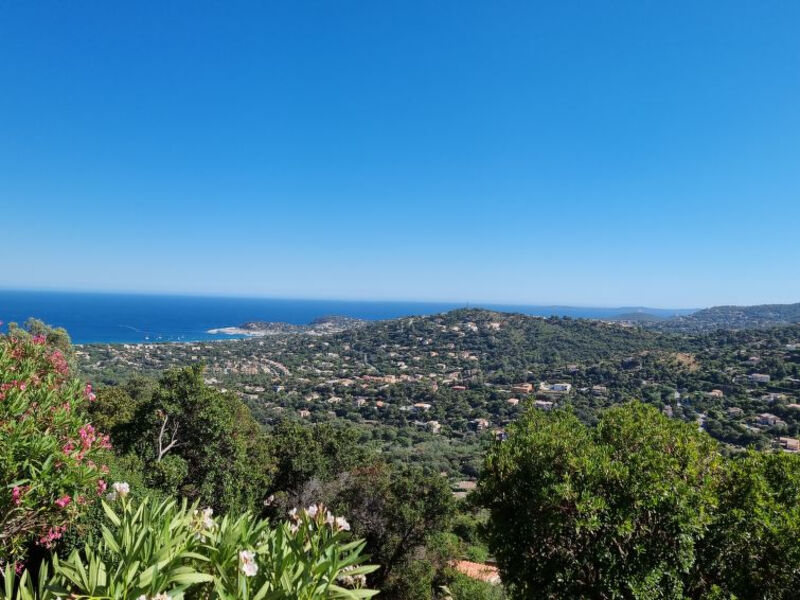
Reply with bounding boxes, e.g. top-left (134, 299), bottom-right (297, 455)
top-left (655, 302), bottom-right (800, 331)
top-left (325, 307), bottom-right (669, 367)
top-left (225, 302), bottom-right (800, 338)
top-left (608, 312), bottom-right (665, 323)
